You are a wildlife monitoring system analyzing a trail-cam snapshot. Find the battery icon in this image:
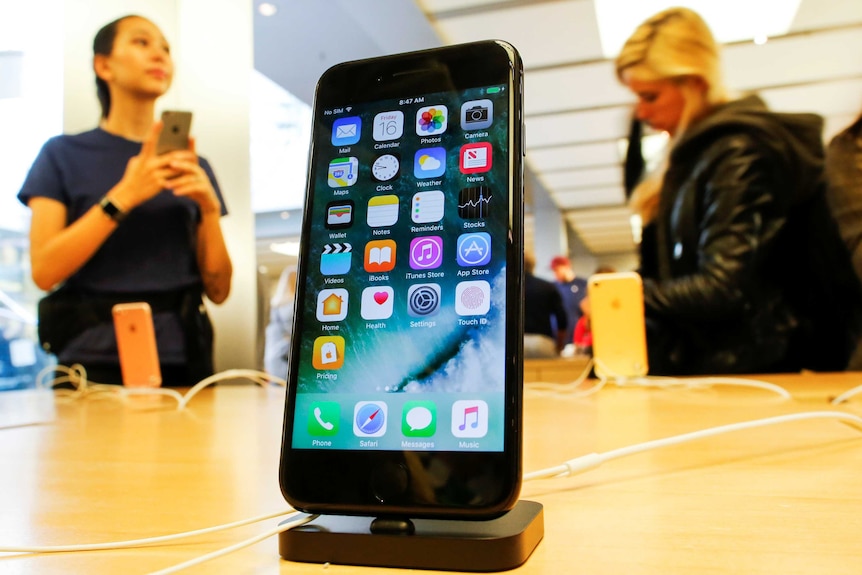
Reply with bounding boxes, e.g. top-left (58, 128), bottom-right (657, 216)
top-left (486, 86), bottom-right (502, 94)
